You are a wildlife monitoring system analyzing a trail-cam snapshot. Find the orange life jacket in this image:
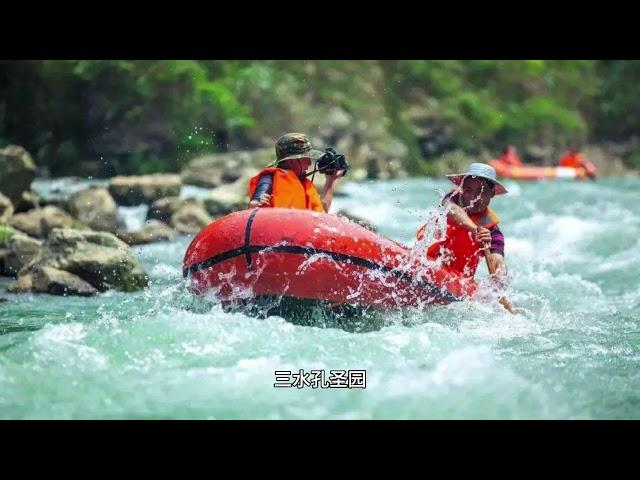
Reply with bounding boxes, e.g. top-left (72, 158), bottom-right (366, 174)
top-left (248, 167), bottom-right (325, 213)
top-left (559, 152), bottom-right (584, 169)
top-left (417, 204), bottom-right (500, 278)
top-left (559, 152), bottom-right (596, 177)
top-left (498, 149), bottom-right (523, 167)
